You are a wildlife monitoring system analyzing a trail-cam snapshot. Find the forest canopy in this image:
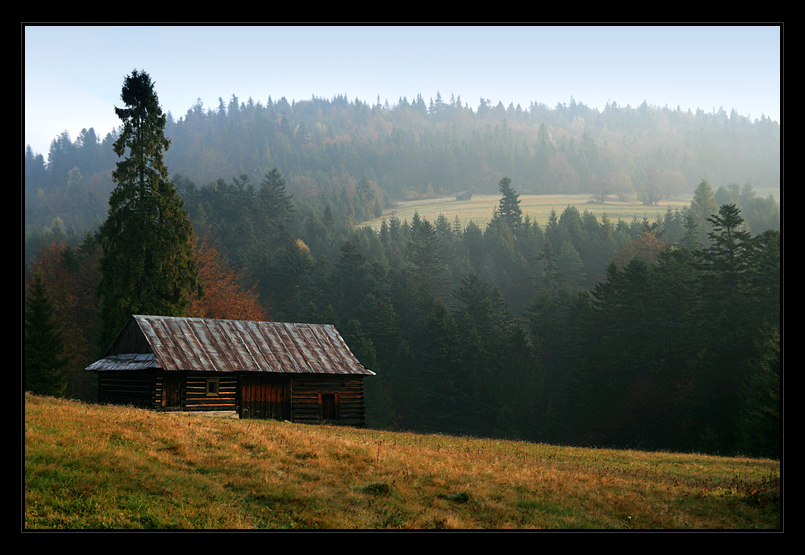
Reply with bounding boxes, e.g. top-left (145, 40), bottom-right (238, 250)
top-left (25, 92), bottom-right (780, 237)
